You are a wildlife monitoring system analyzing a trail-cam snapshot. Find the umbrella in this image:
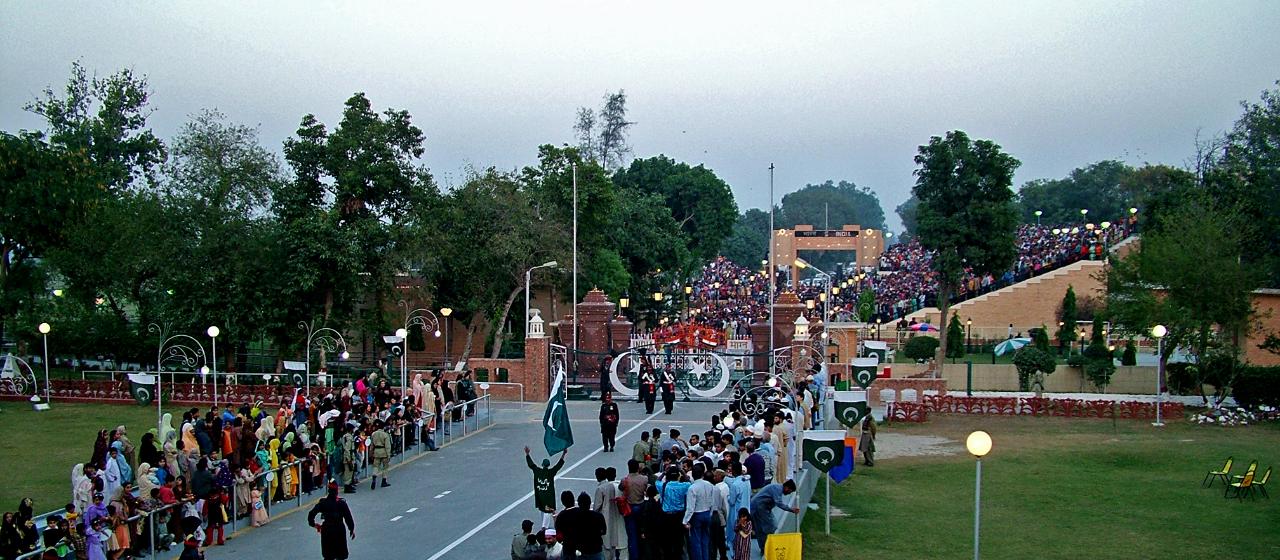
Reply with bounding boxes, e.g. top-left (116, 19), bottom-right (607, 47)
top-left (994, 337), bottom-right (1032, 356)
top-left (909, 323), bottom-right (938, 332)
